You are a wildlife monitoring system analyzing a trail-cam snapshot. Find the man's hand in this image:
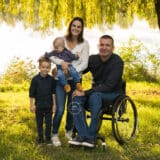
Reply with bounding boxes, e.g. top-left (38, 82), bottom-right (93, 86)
top-left (72, 89), bottom-right (85, 98)
top-left (30, 105), bottom-right (36, 113)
